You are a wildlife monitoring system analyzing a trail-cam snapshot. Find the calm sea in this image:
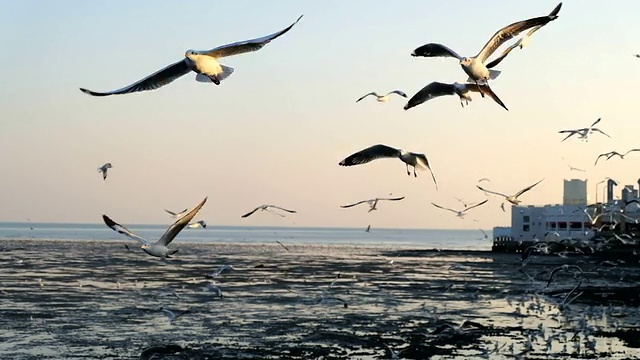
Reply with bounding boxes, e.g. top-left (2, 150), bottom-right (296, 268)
top-left (0, 222), bottom-right (492, 250)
